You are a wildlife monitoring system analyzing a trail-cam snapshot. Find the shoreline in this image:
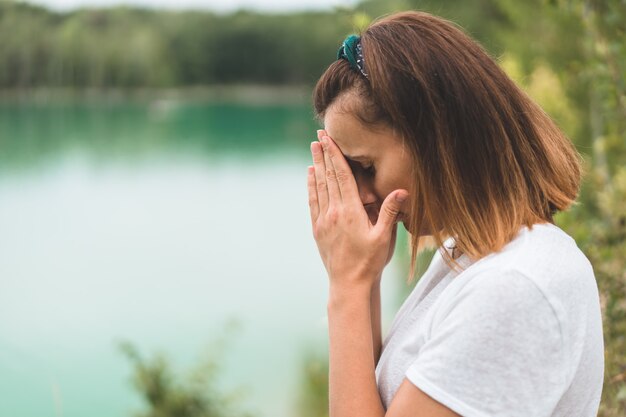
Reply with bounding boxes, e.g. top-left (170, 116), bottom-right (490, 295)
top-left (0, 84), bottom-right (314, 105)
